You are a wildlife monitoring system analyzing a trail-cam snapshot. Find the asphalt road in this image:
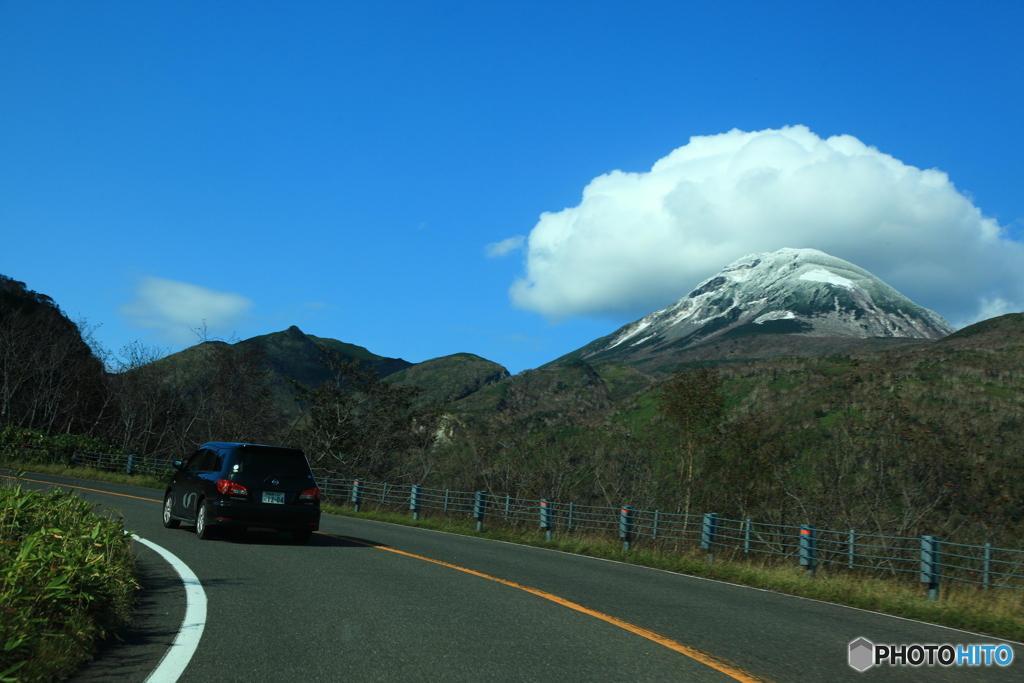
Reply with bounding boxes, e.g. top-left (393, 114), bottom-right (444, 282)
top-left (6, 470), bottom-right (1019, 682)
